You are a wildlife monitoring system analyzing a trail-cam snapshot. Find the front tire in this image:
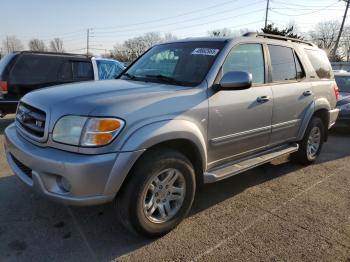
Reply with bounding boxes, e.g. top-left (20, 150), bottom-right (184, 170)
top-left (293, 117), bottom-right (325, 165)
top-left (115, 148), bottom-right (196, 237)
